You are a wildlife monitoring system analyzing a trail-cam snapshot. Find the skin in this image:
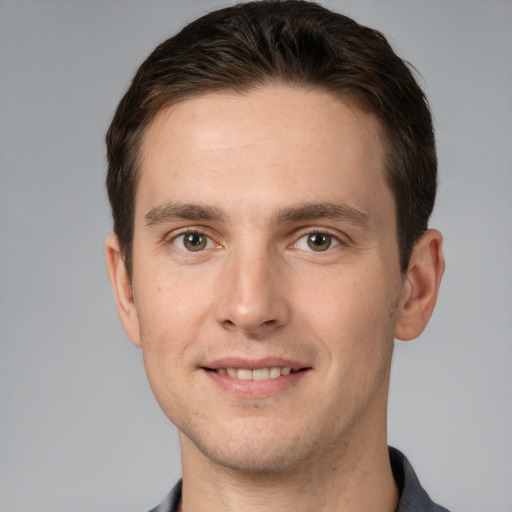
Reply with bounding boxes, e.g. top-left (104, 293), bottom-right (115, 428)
top-left (106, 86), bottom-right (444, 512)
